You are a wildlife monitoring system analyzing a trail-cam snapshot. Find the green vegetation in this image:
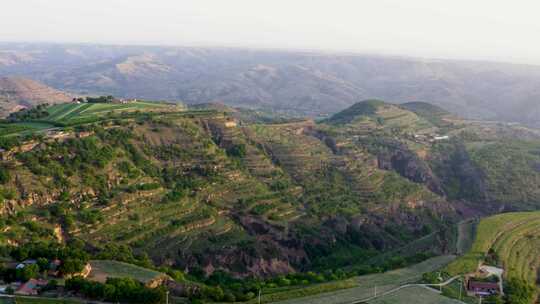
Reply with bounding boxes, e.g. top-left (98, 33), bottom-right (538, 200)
top-left (504, 278), bottom-right (535, 304)
top-left (0, 242), bottom-right (89, 282)
top-left (446, 212), bottom-right (540, 302)
top-left (324, 99), bottom-right (384, 124)
top-left (468, 140), bottom-right (540, 206)
top-left (455, 219), bottom-right (477, 255)
top-left (1, 100), bottom-right (540, 304)
top-left (88, 260), bottom-right (167, 284)
top-left (43, 100), bottom-right (174, 126)
top-left (367, 285), bottom-right (462, 304)
top-left (246, 279), bottom-right (357, 304)
top-left (400, 101), bottom-right (453, 128)
top-left (274, 255), bottom-right (455, 304)
top-left (0, 100), bottom-right (183, 137)
top-left (65, 276), bottom-right (165, 304)
top-left (7, 104), bottom-right (51, 122)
